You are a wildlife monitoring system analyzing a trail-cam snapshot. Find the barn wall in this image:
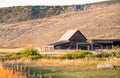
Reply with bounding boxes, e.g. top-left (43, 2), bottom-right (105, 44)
top-left (69, 31), bottom-right (87, 42)
top-left (69, 31), bottom-right (87, 49)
